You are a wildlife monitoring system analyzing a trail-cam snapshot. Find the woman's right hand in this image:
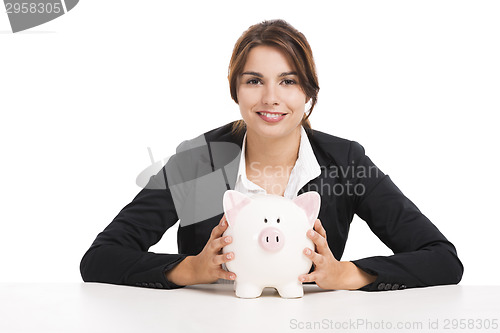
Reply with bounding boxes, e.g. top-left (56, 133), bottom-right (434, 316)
top-left (165, 215), bottom-right (236, 286)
